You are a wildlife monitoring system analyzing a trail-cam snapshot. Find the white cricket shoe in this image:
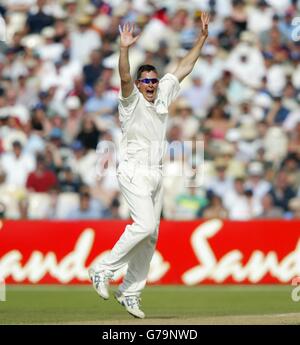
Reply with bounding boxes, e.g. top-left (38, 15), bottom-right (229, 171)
top-left (114, 291), bottom-right (145, 319)
top-left (88, 268), bottom-right (113, 300)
